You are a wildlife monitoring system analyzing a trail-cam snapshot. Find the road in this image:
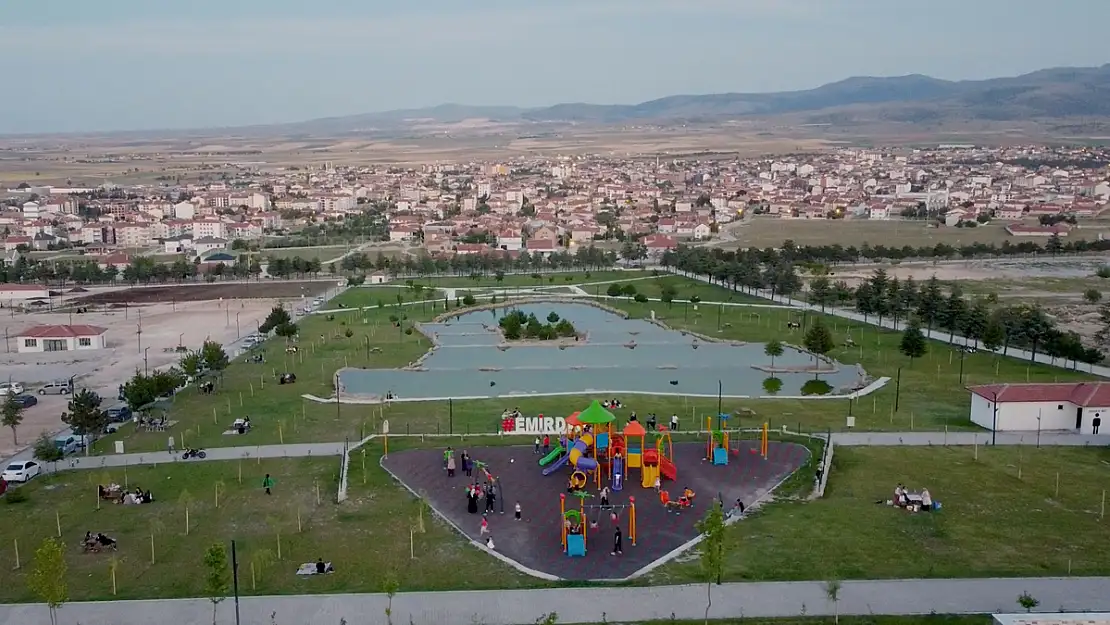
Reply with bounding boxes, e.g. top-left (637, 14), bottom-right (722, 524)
top-left (3, 576), bottom-right (1108, 625)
